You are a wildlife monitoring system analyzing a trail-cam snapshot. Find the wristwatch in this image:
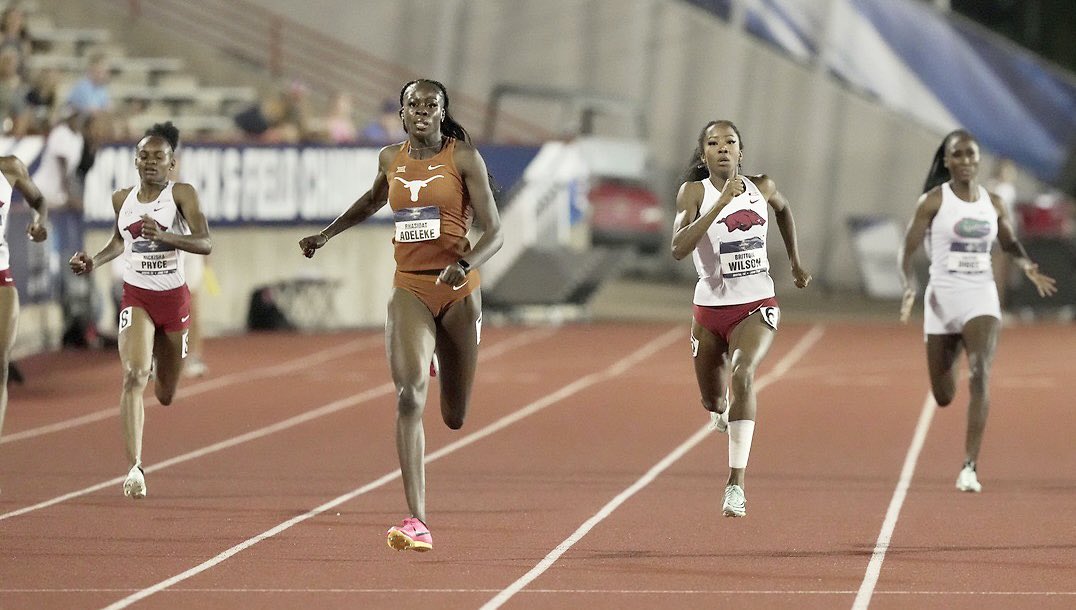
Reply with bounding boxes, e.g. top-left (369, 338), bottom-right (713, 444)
top-left (457, 259), bottom-right (471, 272)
